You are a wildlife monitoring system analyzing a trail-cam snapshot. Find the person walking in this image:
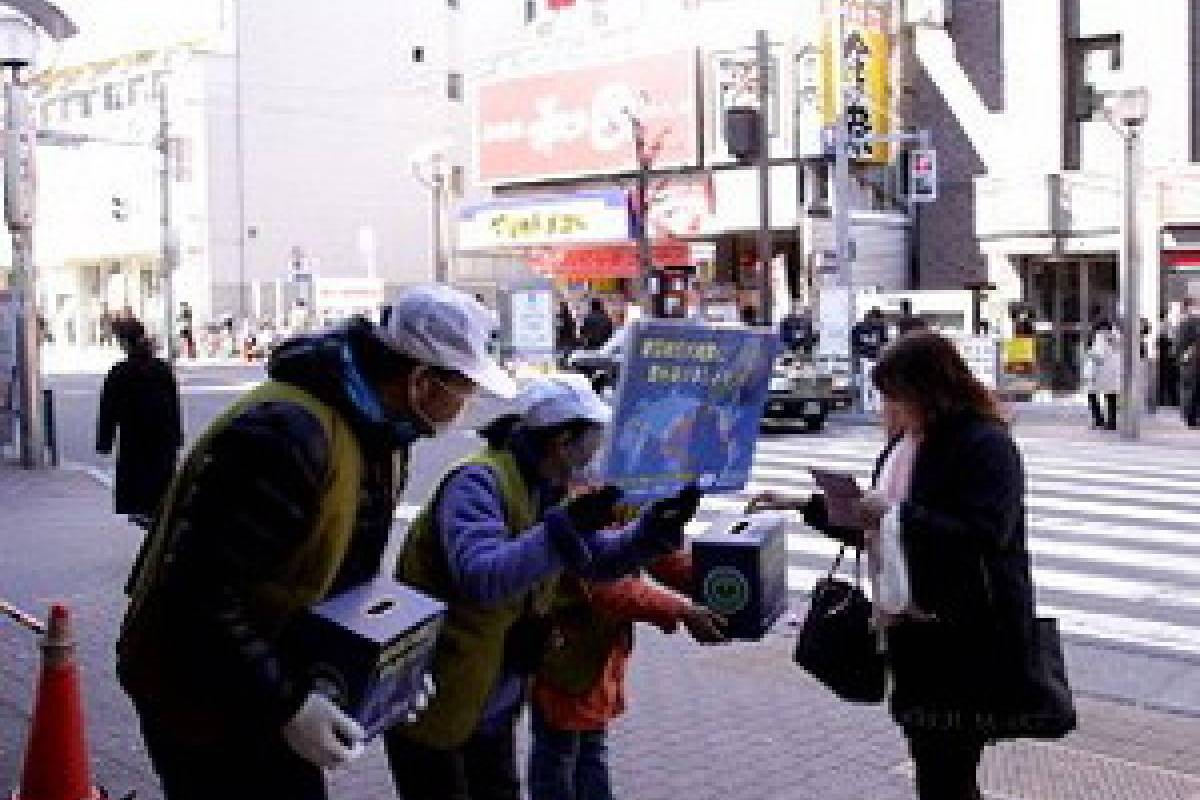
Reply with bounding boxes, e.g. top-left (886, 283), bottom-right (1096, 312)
top-left (749, 331), bottom-right (1051, 800)
top-left (1084, 319), bottom-right (1121, 430)
top-left (96, 319), bottom-right (183, 530)
top-left (116, 286), bottom-right (516, 800)
top-left (177, 302), bottom-right (196, 360)
top-left (1177, 298), bottom-right (1200, 427)
top-left (555, 301), bottom-right (578, 366)
top-left (385, 373), bottom-right (703, 800)
top-left (579, 300), bottom-right (614, 350)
